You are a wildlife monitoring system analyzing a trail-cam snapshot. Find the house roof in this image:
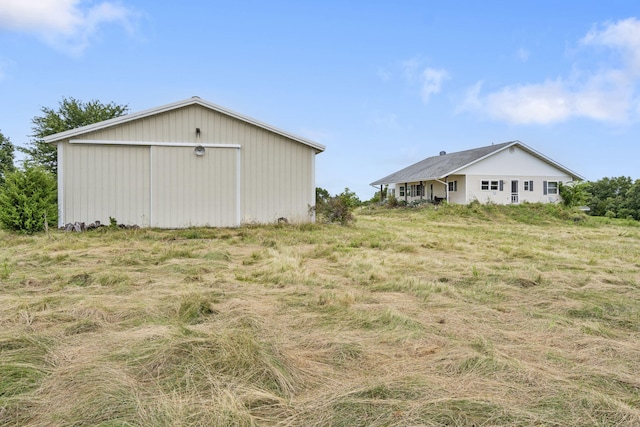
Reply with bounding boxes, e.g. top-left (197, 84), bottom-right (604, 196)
top-left (370, 140), bottom-right (584, 186)
top-left (43, 96), bottom-right (326, 153)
